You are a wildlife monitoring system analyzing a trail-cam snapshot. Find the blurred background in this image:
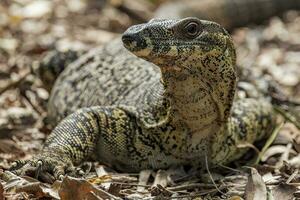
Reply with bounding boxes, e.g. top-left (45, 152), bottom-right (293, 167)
top-left (0, 0), bottom-right (300, 199)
